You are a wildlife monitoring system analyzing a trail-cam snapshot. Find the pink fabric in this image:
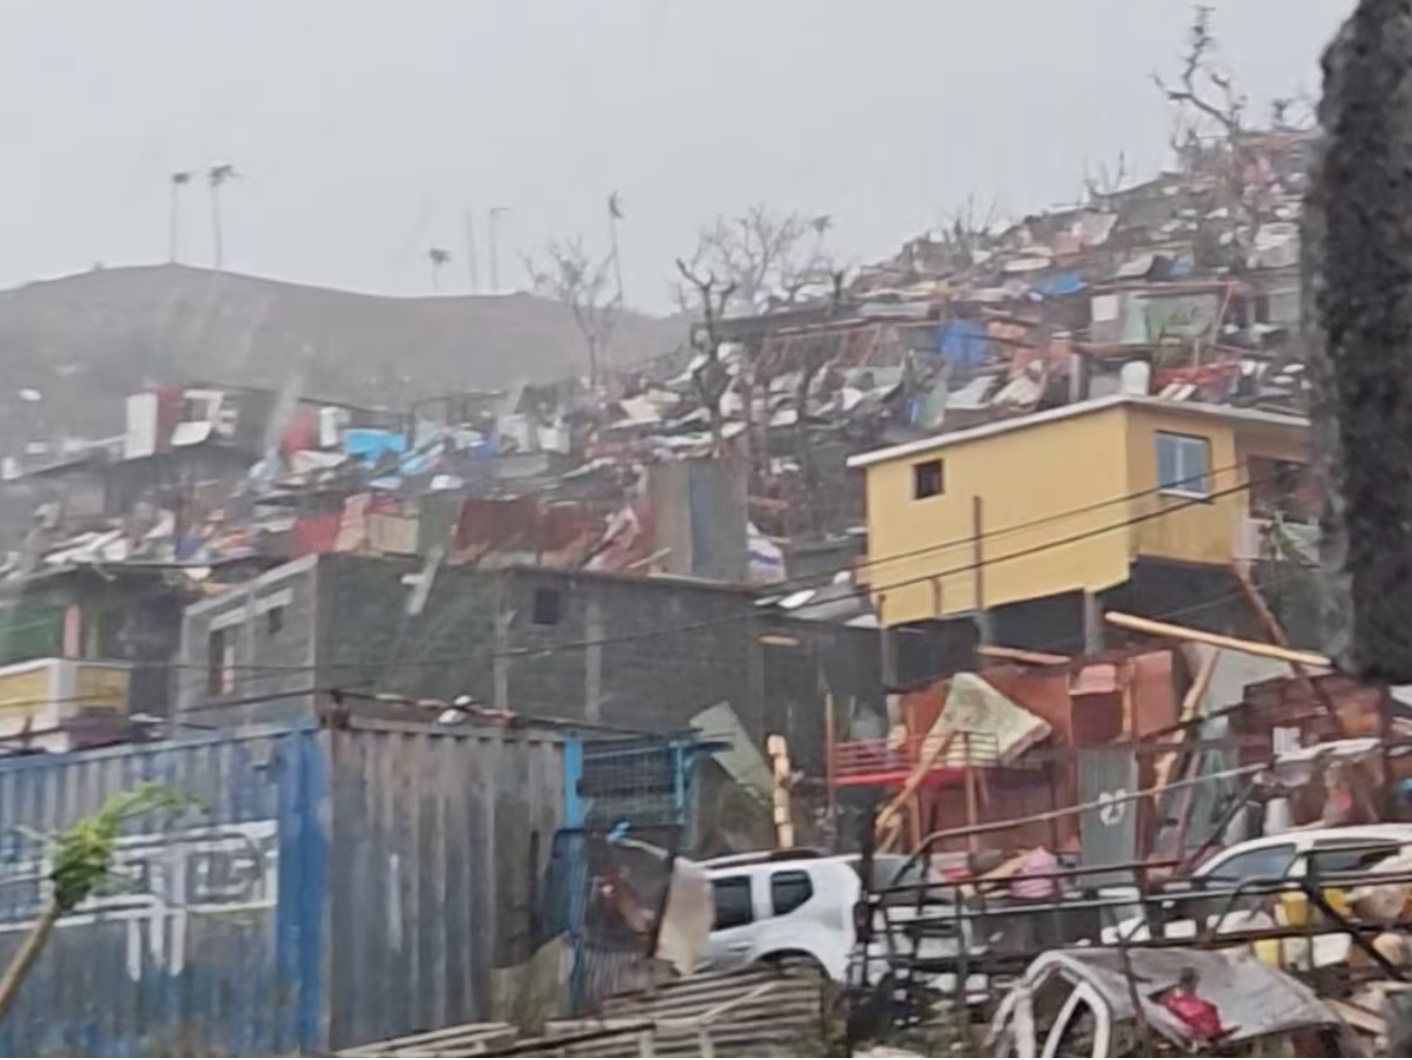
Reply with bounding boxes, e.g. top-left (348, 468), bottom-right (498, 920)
top-left (1011, 847), bottom-right (1059, 899)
